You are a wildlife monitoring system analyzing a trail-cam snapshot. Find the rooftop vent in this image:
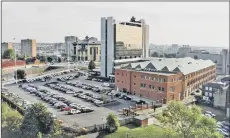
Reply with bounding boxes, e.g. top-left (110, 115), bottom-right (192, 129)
top-left (158, 59), bottom-right (162, 61)
top-left (188, 62), bottom-right (192, 64)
